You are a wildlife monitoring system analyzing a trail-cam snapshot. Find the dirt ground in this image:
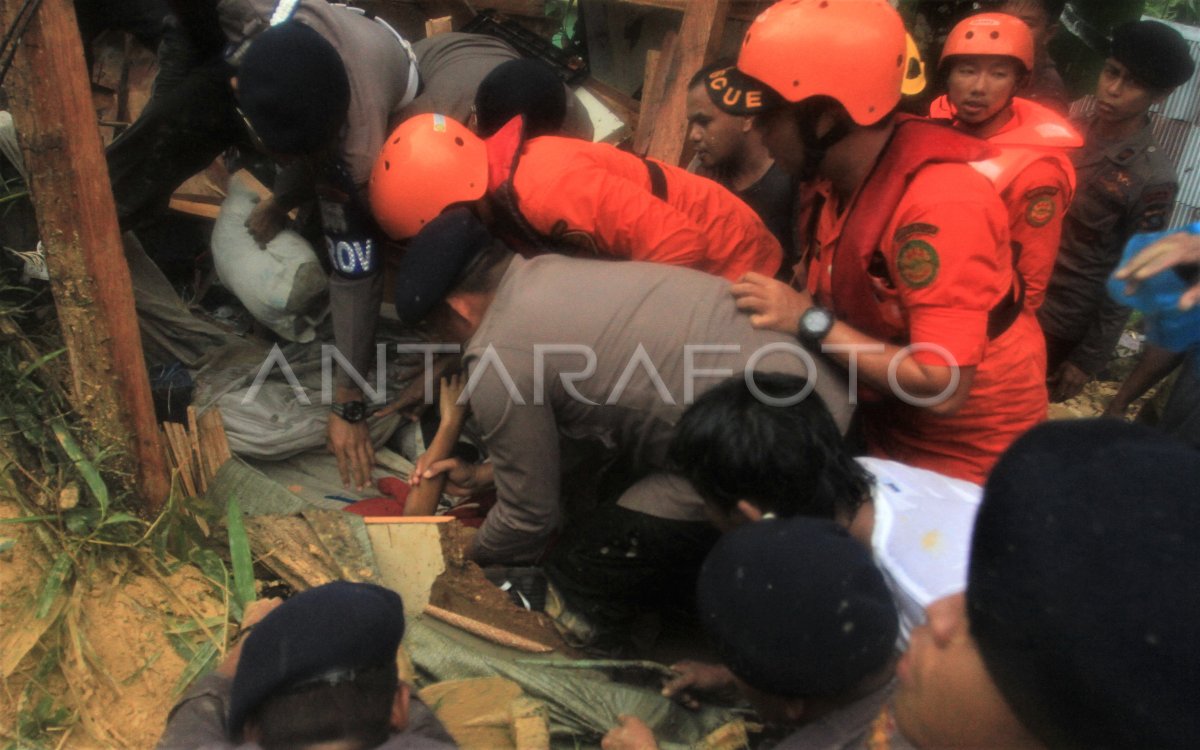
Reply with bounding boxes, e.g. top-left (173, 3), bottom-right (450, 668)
top-left (0, 498), bottom-right (227, 749)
